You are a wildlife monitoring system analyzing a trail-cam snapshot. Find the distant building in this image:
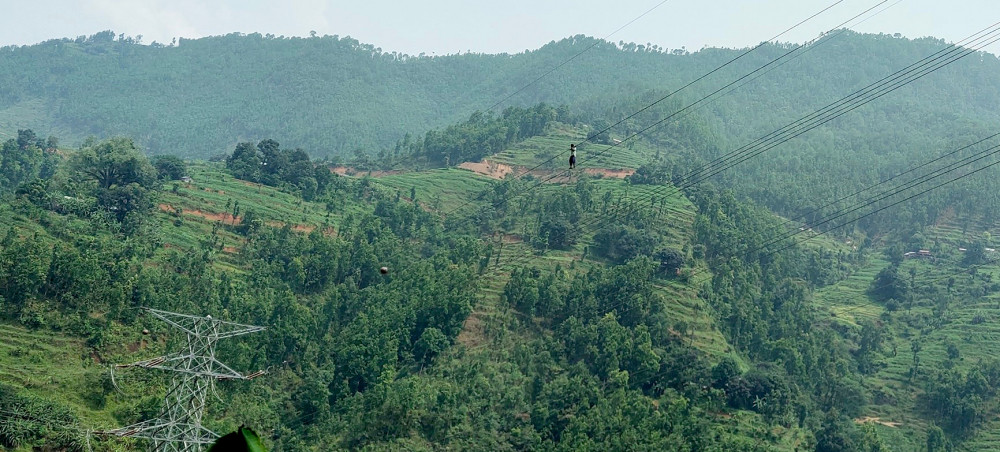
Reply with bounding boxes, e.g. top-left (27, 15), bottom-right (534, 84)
top-left (180, 176), bottom-right (193, 183)
top-left (903, 250), bottom-right (932, 259)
